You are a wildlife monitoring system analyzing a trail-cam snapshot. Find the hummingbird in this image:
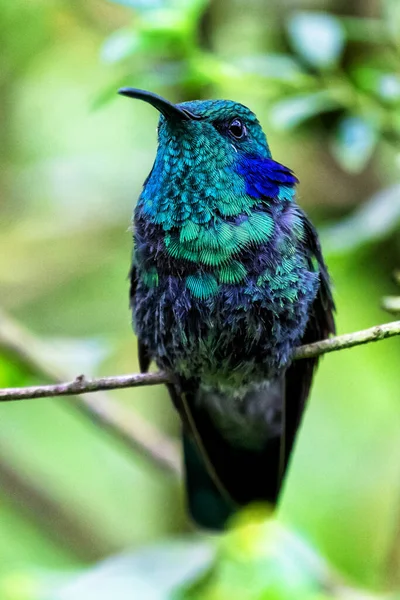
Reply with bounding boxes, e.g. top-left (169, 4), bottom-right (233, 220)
top-left (119, 88), bottom-right (335, 530)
